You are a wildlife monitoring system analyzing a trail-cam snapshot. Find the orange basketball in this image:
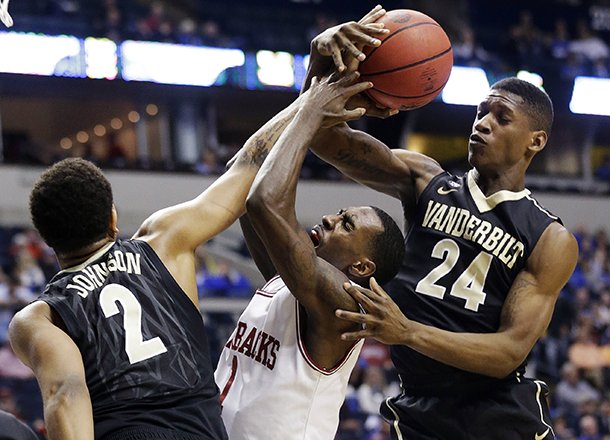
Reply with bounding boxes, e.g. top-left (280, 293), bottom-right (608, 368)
top-left (359, 9), bottom-right (453, 111)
